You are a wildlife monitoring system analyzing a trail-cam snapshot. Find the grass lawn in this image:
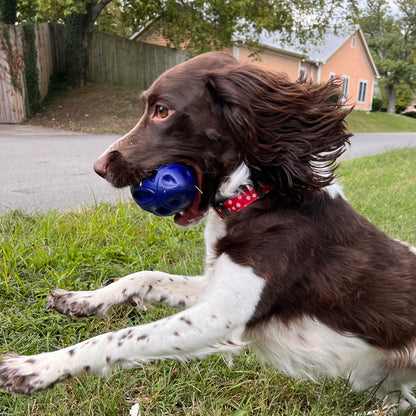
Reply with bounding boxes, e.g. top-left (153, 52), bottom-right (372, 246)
top-left (1, 148), bottom-right (416, 415)
top-left (346, 110), bottom-right (416, 132)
